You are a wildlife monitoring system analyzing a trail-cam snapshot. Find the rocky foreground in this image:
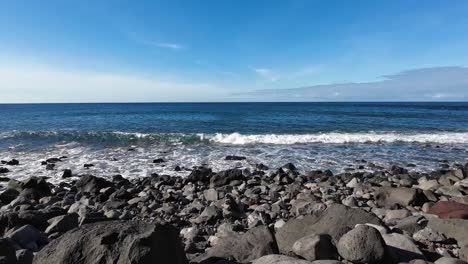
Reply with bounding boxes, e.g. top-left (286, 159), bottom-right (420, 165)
top-left (1, 157), bottom-right (468, 264)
